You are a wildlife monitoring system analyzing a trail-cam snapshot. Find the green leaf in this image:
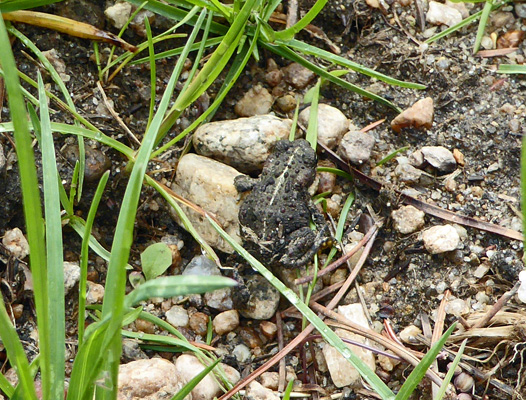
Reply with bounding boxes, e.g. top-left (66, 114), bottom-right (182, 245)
top-left (141, 242), bottom-right (173, 281)
top-left (171, 359), bottom-right (221, 400)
